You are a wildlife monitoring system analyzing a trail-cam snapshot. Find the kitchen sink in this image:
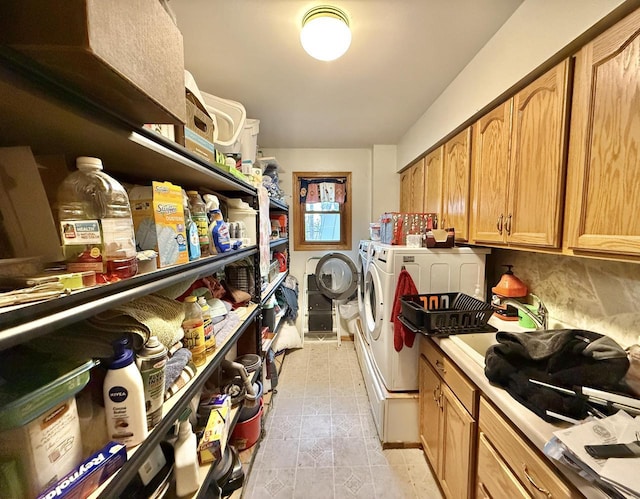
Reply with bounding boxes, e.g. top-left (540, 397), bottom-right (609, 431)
top-left (449, 332), bottom-right (497, 366)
